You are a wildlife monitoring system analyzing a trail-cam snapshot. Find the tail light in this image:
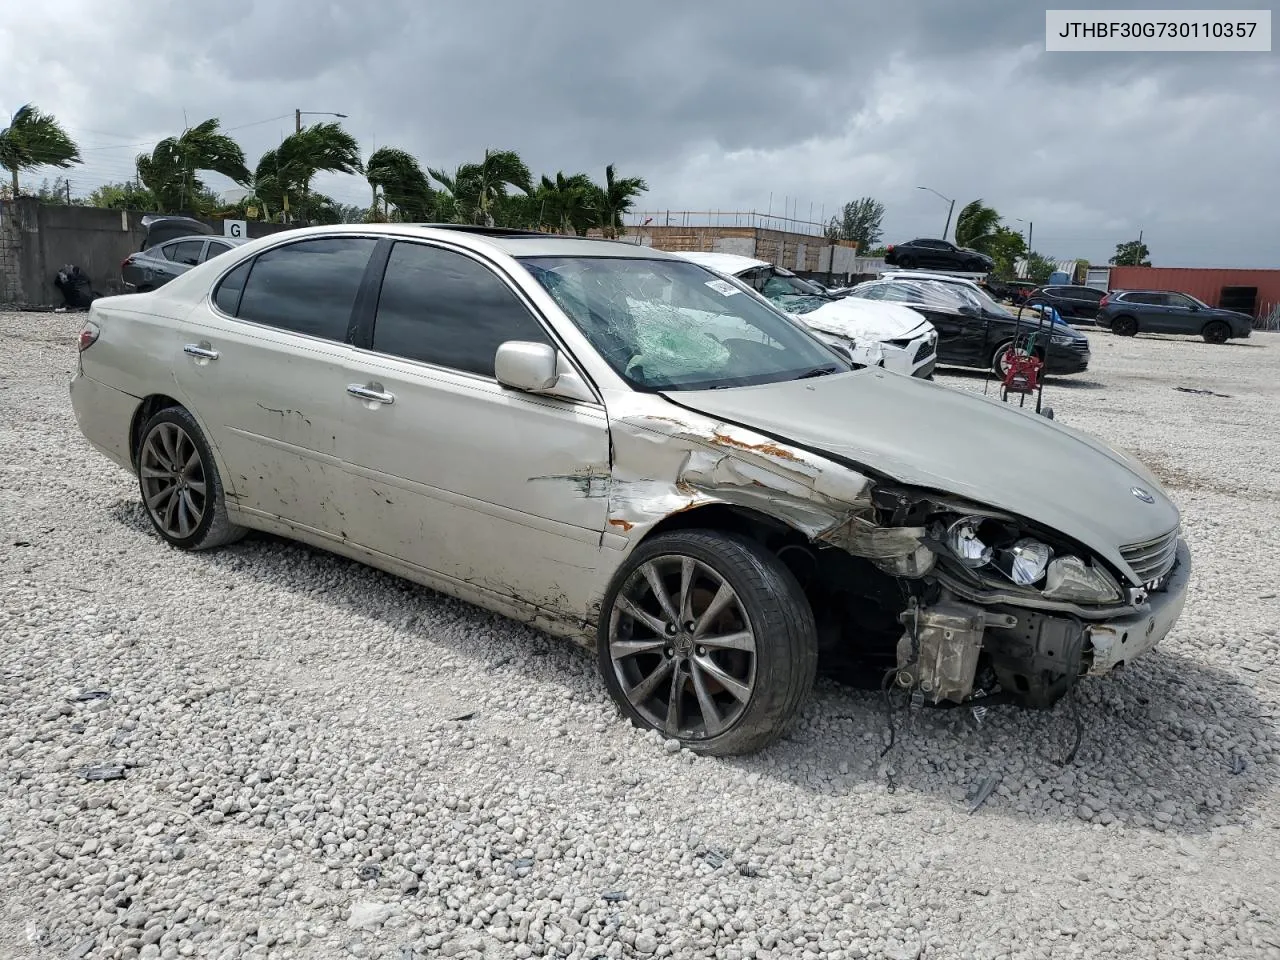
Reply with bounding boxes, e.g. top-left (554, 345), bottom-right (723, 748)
top-left (1098, 294), bottom-right (1110, 308)
top-left (121, 255), bottom-right (135, 270)
top-left (78, 321), bottom-right (100, 352)
top-left (886, 244), bottom-right (894, 252)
